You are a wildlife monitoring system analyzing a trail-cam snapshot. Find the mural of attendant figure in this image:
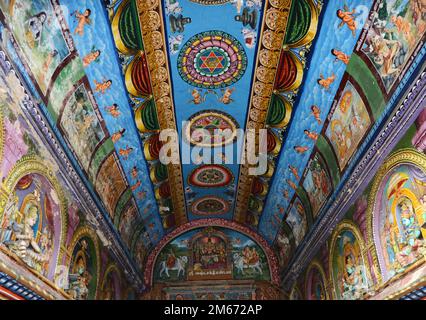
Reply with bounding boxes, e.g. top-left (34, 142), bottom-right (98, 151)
top-left (169, 14), bottom-right (191, 33)
top-left (72, 9), bottom-right (92, 36)
top-left (82, 49), bottom-right (101, 67)
top-left (340, 237), bottom-right (368, 299)
top-left (396, 199), bottom-right (424, 266)
top-left (25, 12), bottom-right (47, 48)
top-left (68, 256), bottom-right (91, 300)
top-left (4, 204), bottom-right (50, 270)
